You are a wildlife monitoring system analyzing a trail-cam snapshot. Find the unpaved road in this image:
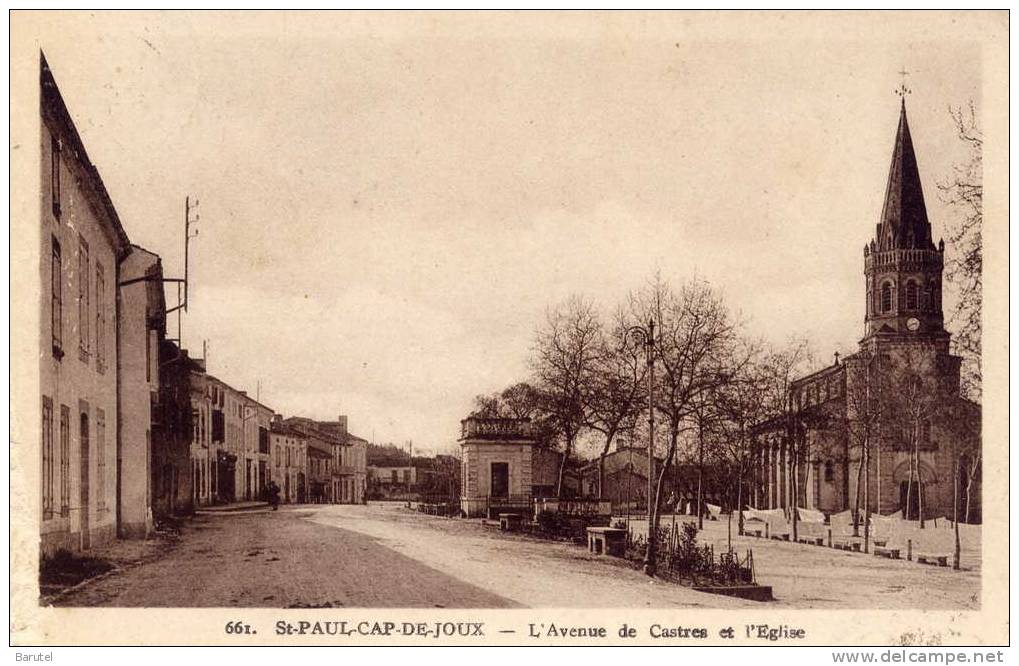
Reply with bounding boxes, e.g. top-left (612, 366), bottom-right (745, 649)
top-left (52, 503), bottom-right (979, 609)
top-left (54, 506), bottom-right (514, 608)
